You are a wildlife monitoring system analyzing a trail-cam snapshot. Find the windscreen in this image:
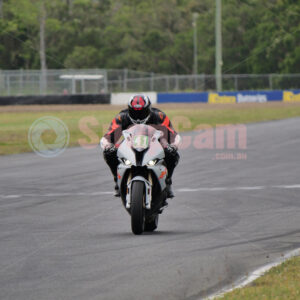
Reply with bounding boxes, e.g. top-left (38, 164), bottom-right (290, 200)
top-left (126, 124), bottom-right (157, 151)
